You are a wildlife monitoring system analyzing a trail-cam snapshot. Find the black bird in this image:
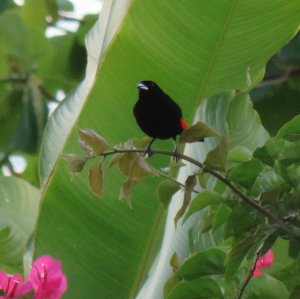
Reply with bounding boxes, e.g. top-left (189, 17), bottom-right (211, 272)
top-left (133, 80), bottom-right (189, 157)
